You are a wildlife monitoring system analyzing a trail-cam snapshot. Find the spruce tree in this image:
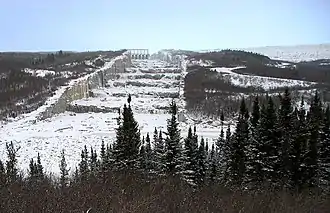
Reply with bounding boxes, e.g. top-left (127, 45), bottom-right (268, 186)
top-left (246, 96), bottom-right (261, 186)
top-left (291, 97), bottom-right (308, 190)
top-left (257, 97), bottom-right (280, 186)
top-left (145, 133), bottom-right (153, 173)
top-left (278, 88), bottom-right (295, 187)
top-left (182, 127), bottom-right (199, 185)
top-left (305, 91), bottom-right (322, 187)
top-left (319, 105), bottom-right (330, 189)
top-left (209, 143), bottom-right (218, 183)
top-left (100, 140), bottom-right (107, 181)
top-left (59, 149), bottom-right (69, 189)
top-left (164, 100), bottom-right (183, 176)
top-left (196, 137), bottom-right (207, 185)
top-left (89, 147), bottom-right (98, 178)
top-left (79, 145), bottom-right (89, 182)
top-left (36, 153), bottom-right (44, 180)
top-left (113, 103), bottom-right (141, 170)
top-left (0, 160), bottom-right (5, 187)
top-left (153, 129), bottom-right (165, 176)
top-left (228, 98), bottom-right (249, 185)
top-left (5, 142), bottom-right (19, 184)
top-left (139, 141), bottom-right (147, 172)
